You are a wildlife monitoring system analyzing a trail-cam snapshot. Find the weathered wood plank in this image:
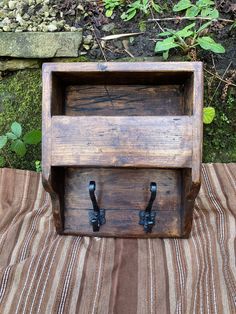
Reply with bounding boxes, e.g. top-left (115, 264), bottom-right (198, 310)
top-left (65, 168), bottom-right (182, 211)
top-left (64, 209), bottom-right (181, 238)
top-left (43, 61), bottom-right (200, 73)
top-left (65, 85), bottom-right (184, 116)
top-left (51, 116), bottom-right (193, 168)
